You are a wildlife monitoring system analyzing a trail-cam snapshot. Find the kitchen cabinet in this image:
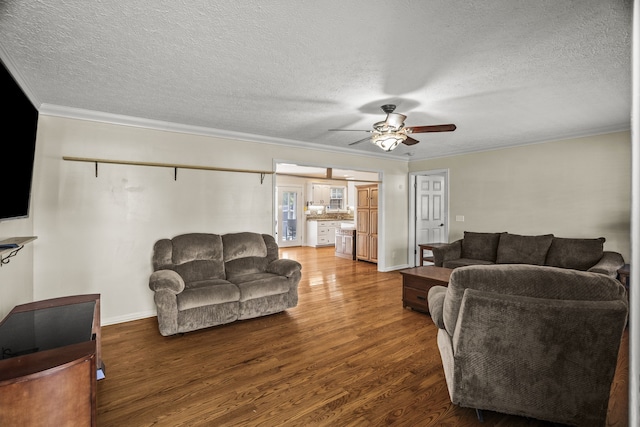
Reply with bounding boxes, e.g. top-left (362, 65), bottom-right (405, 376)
top-left (306, 220), bottom-right (340, 247)
top-left (307, 183), bottom-right (346, 209)
top-left (335, 228), bottom-right (356, 259)
top-left (356, 184), bottom-right (378, 263)
top-left (307, 184), bottom-right (330, 205)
